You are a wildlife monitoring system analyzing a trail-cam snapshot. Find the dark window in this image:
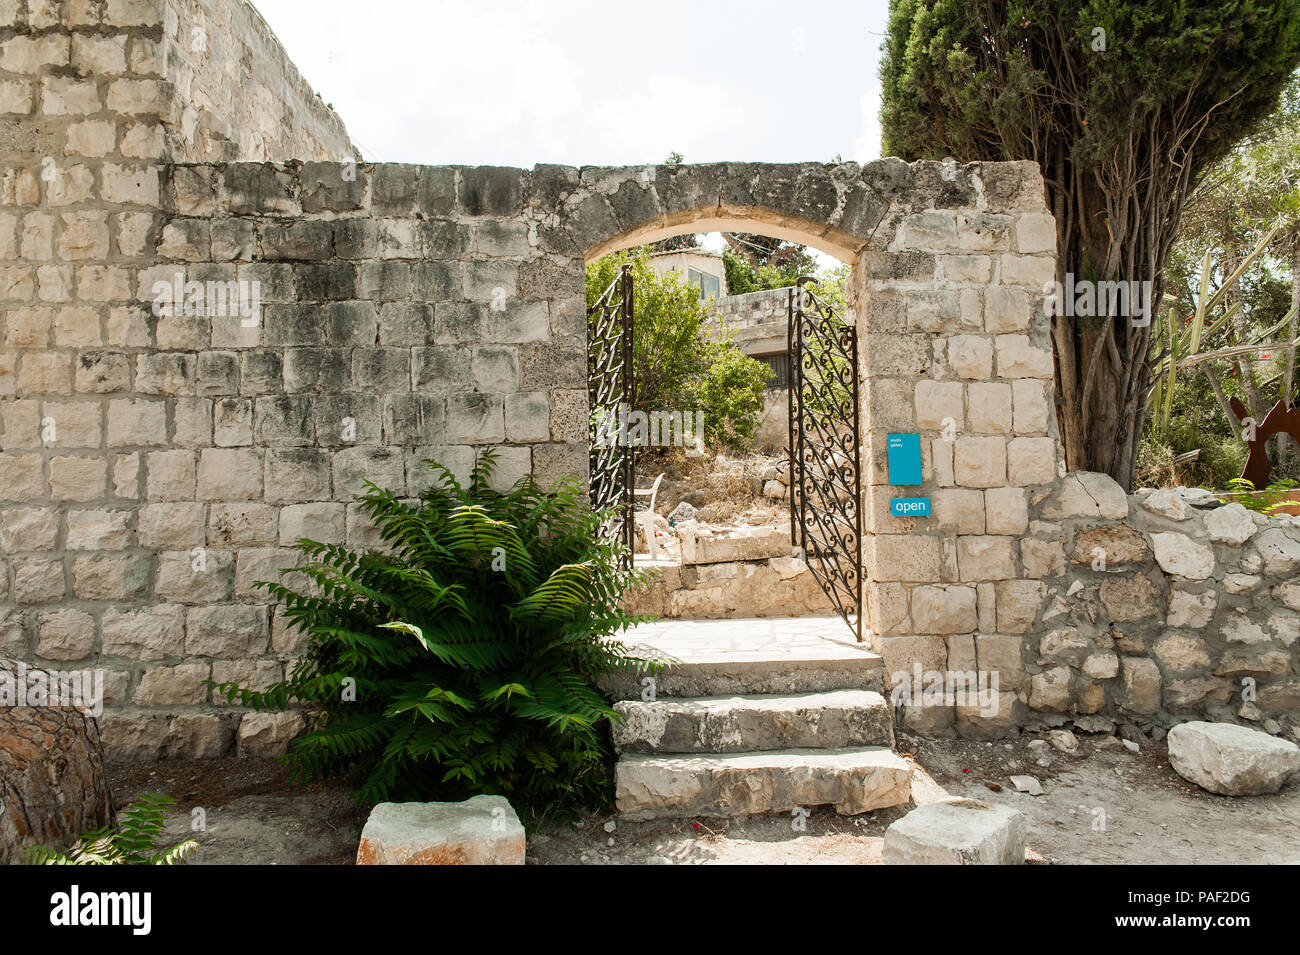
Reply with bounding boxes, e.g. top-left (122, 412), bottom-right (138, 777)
top-left (756, 352), bottom-right (789, 389)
